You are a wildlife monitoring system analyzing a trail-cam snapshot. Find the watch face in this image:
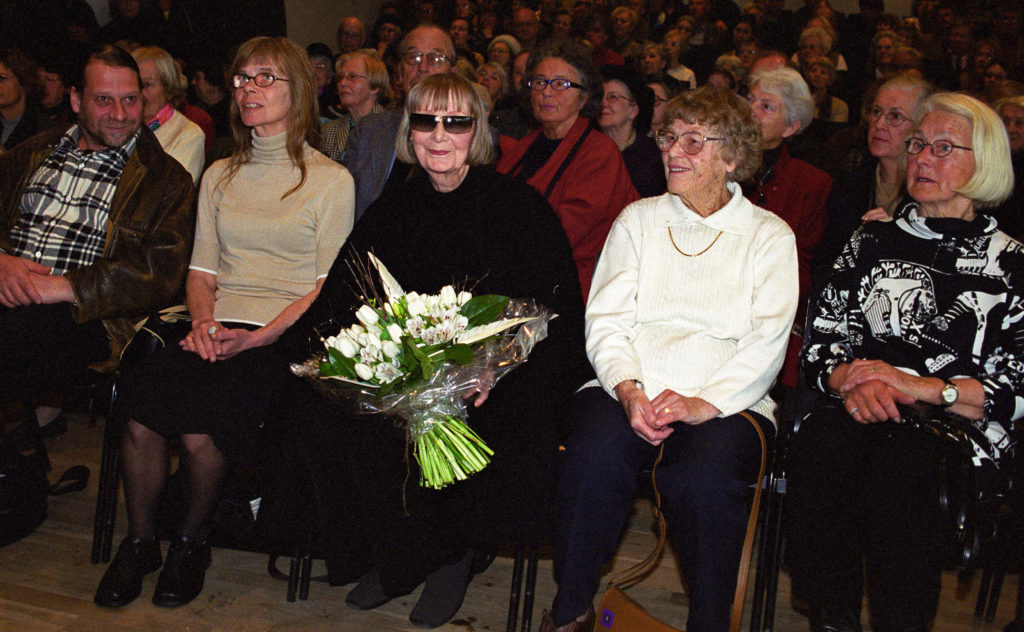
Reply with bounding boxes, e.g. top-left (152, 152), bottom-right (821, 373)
top-left (942, 383), bottom-right (958, 404)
